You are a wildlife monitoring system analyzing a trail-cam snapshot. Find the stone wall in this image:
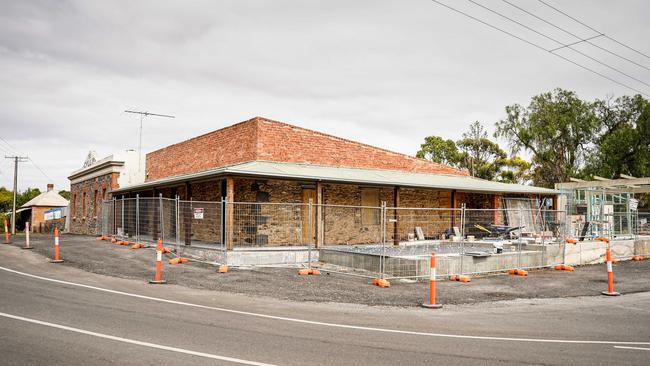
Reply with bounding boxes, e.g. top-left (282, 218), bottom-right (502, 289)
top-left (184, 181), bottom-right (222, 244)
top-left (70, 172), bottom-right (116, 235)
top-left (394, 188), bottom-right (455, 242)
top-left (321, 183), bottom-right (393, 245)
top-left (231, 178), bottom-right (304, 246)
